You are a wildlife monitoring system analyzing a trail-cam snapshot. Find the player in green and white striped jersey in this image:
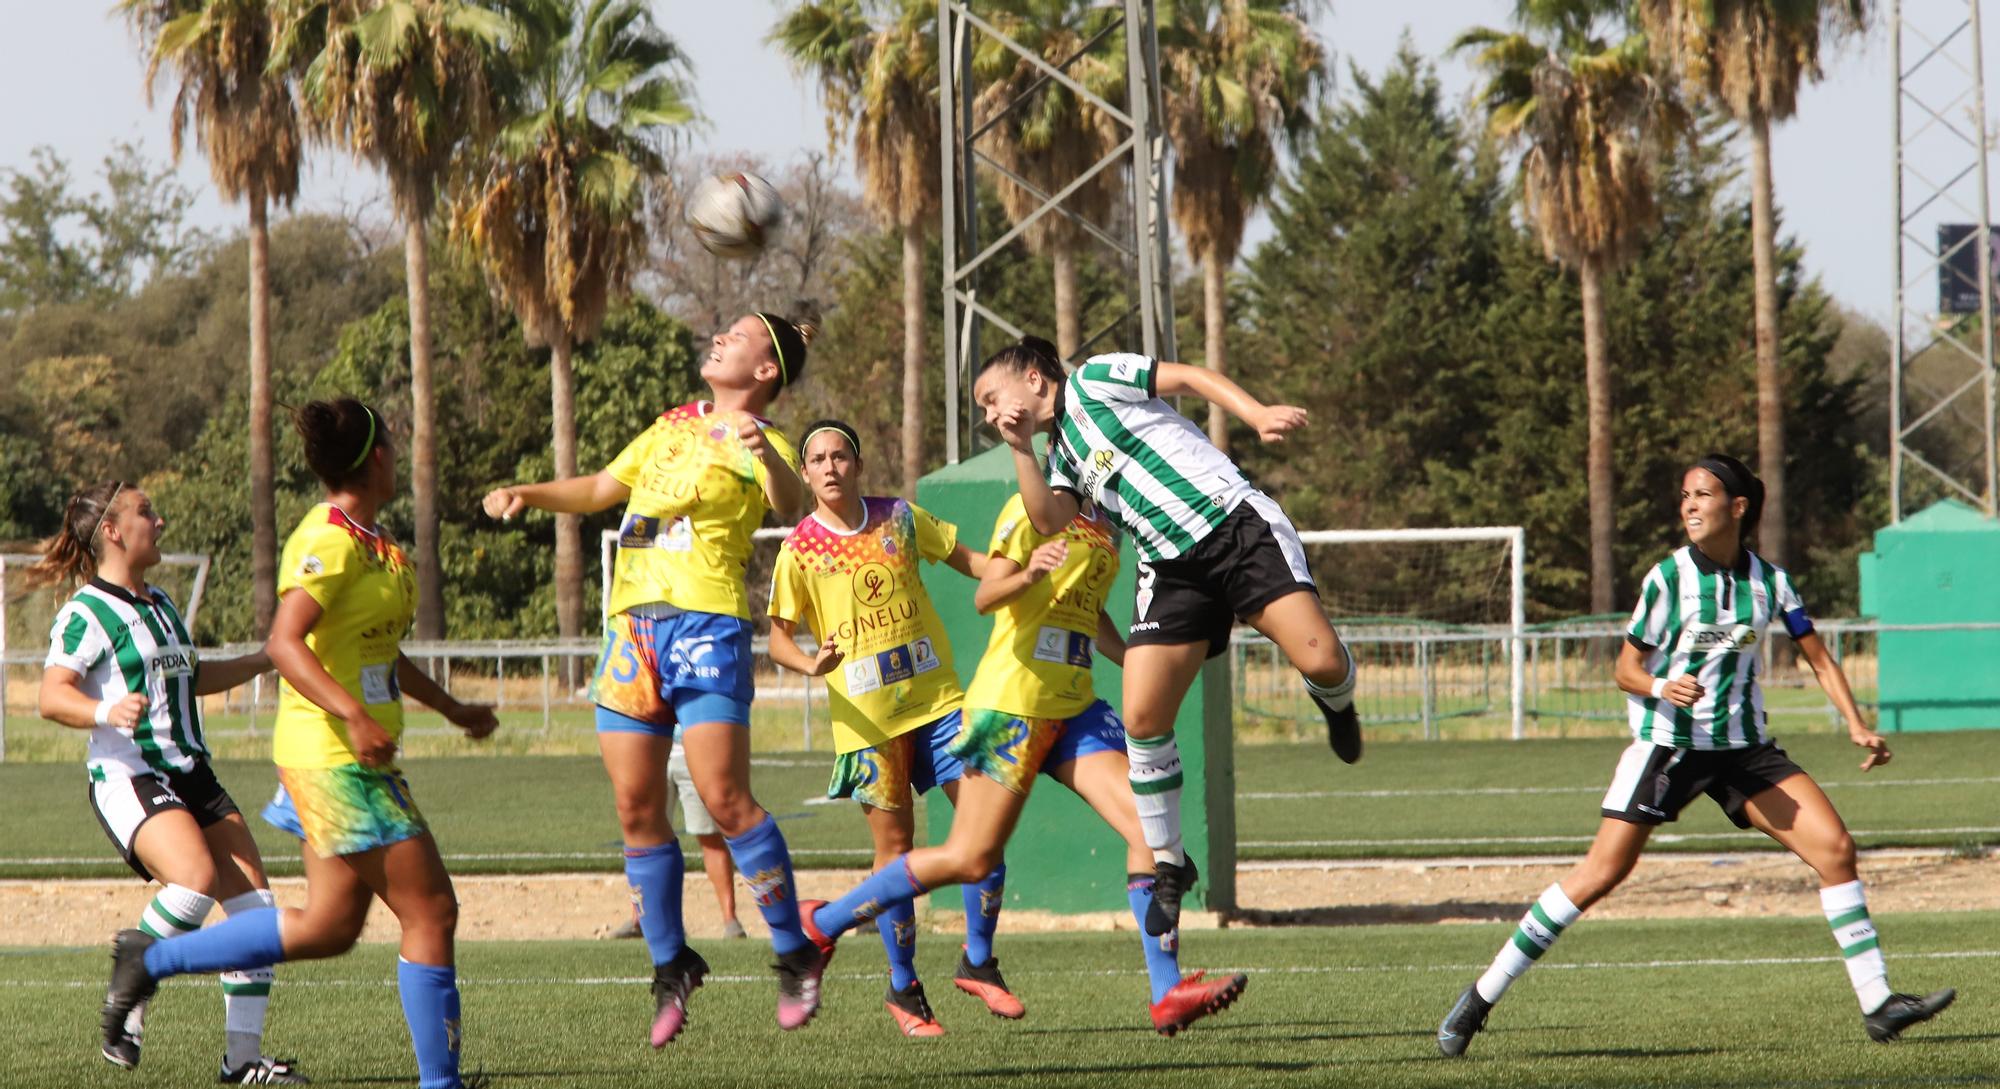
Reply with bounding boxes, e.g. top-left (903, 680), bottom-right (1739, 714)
top-left (1436, 455), bottom-right (1953, 1058)
top-left (31, 481), bottom-right (308, 1083)
top-left (972, 336), bottom-right (1361, 936)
